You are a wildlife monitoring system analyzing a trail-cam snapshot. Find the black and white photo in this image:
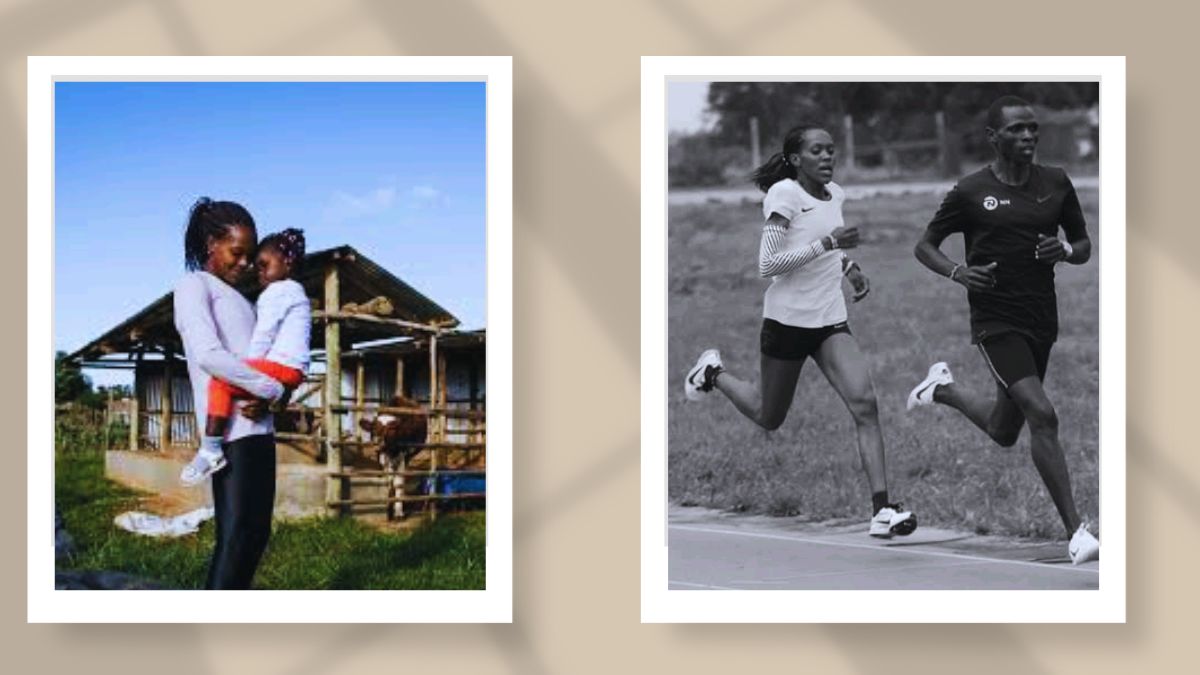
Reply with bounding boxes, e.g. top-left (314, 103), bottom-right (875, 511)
top-left (642, 56), bottom-right (1125, 623)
